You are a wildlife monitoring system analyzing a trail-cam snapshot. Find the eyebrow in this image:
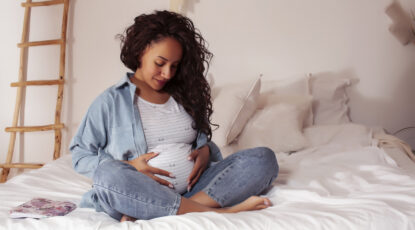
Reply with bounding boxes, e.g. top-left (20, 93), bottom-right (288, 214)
top-left (157, 56), bottom-right (168, 61)
top-left (157, 56), bottom-right (180, 63)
